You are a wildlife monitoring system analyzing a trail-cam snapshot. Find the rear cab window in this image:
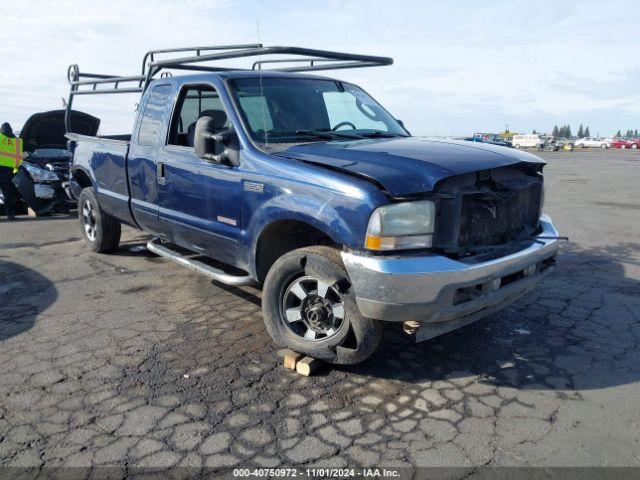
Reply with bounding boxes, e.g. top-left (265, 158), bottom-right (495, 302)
top-left (137, 84), bottom-right (172, 147)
